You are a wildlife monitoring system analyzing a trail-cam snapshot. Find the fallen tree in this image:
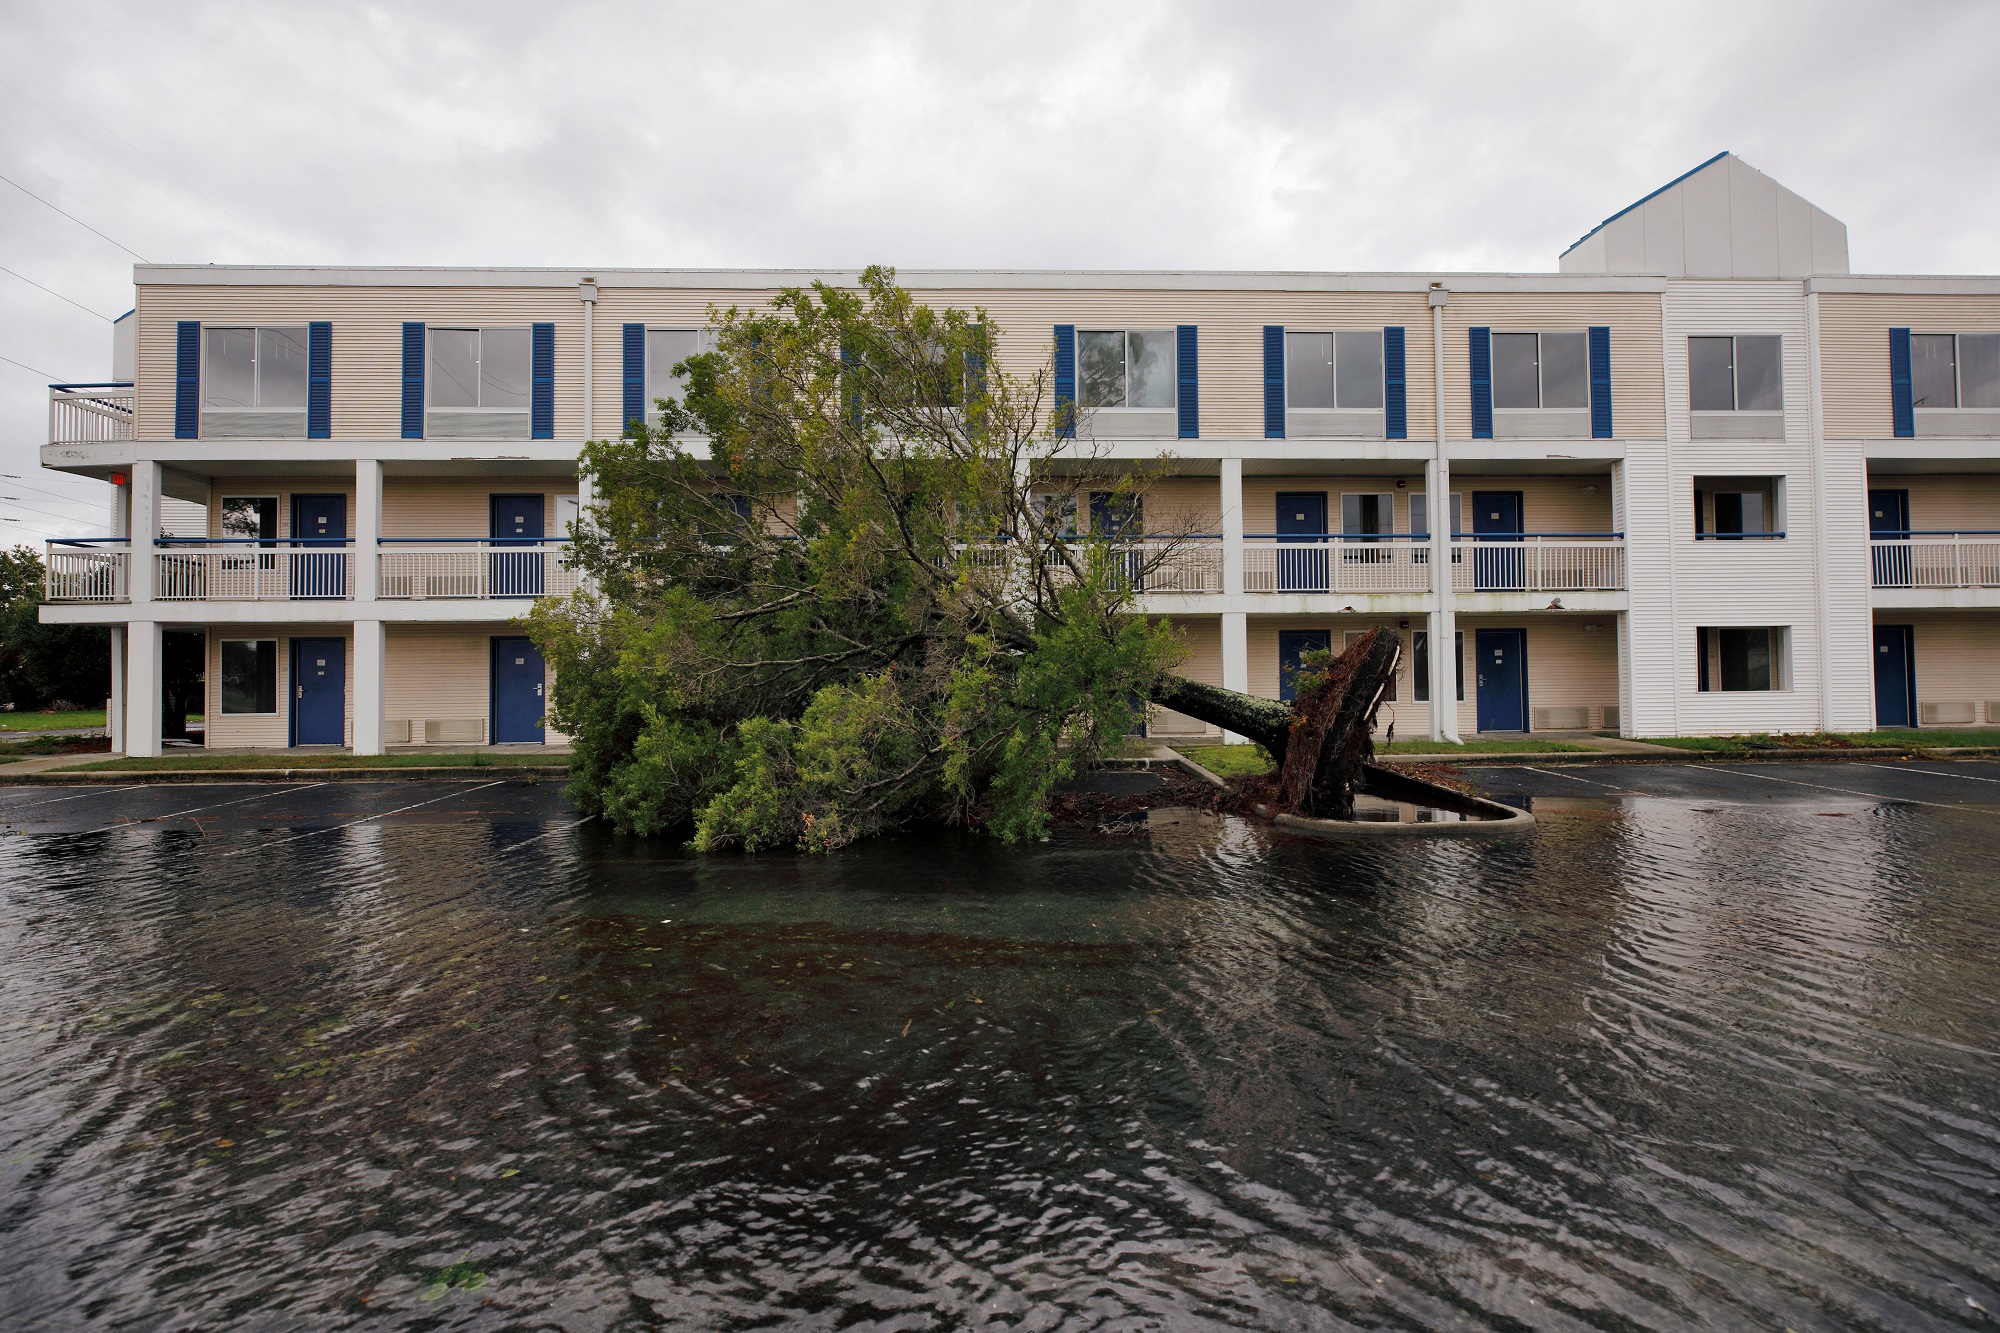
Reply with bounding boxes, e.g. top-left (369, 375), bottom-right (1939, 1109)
top-left (533, 268), bottom-right (1398, 846)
